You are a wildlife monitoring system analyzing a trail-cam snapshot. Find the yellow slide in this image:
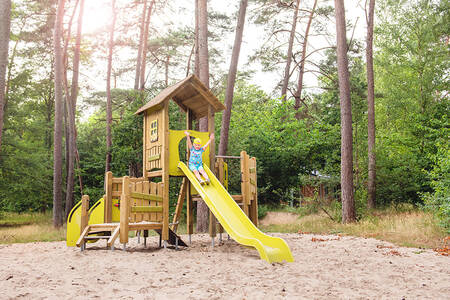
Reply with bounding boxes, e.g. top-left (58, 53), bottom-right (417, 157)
top-left (178, 162), bottom-right (294, 263)
top-left (66, 198), bottom-right (120, 246)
